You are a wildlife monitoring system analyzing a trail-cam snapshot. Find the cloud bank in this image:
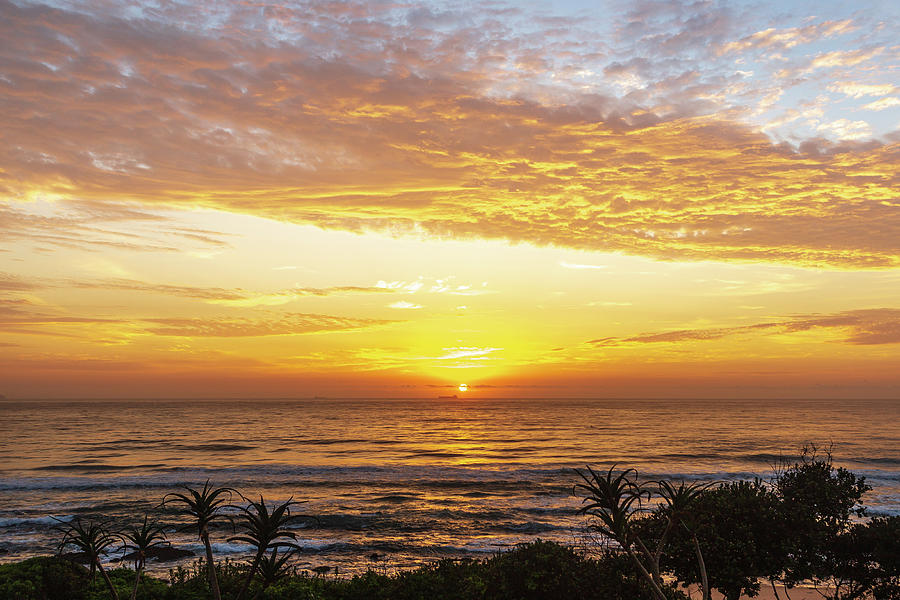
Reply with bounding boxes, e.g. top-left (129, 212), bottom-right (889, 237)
top-left (1, 1), bottom-right (898, 268)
